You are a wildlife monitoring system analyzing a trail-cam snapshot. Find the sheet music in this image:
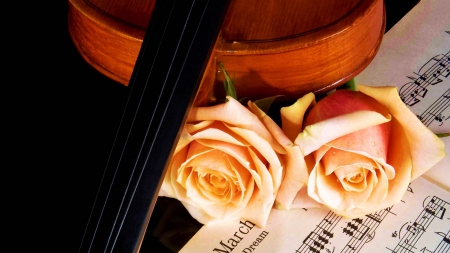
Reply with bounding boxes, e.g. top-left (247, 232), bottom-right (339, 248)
top-left (354, 4), bottom-right (450, 134)
top-left (180, 177), bottom-right (449, 253)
